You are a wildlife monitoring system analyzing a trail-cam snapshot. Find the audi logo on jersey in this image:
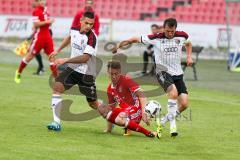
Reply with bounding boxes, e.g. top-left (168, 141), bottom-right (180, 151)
top-left (164, 47), bottom-right (178, 52)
